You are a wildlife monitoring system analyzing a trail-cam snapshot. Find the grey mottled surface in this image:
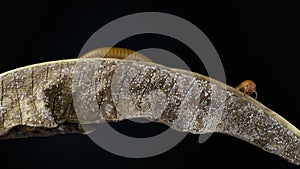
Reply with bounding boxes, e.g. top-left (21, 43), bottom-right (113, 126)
top-left (0, 59), bottom-right (299, 165)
